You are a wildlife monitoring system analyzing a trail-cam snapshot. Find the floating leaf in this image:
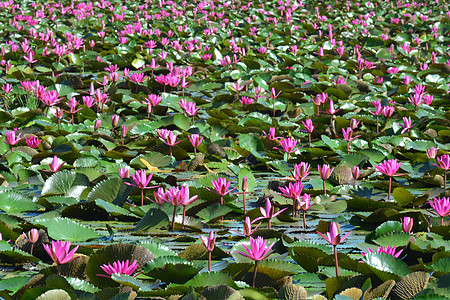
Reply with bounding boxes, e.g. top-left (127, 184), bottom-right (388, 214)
top-left (41, 170), bottom-right (89, 200)
top-left (134, 208), bottom-right (169, 231)
top-left (197, 203), bottom-right (232, 222)
top-left (34, 217), bottom-right (102, 242)
top-left (0, 190), bottom-right (39, 213)
top-left (142, 256), bottom-right (200, 284)
top-left (362, 252), bottom-right (411, 281)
